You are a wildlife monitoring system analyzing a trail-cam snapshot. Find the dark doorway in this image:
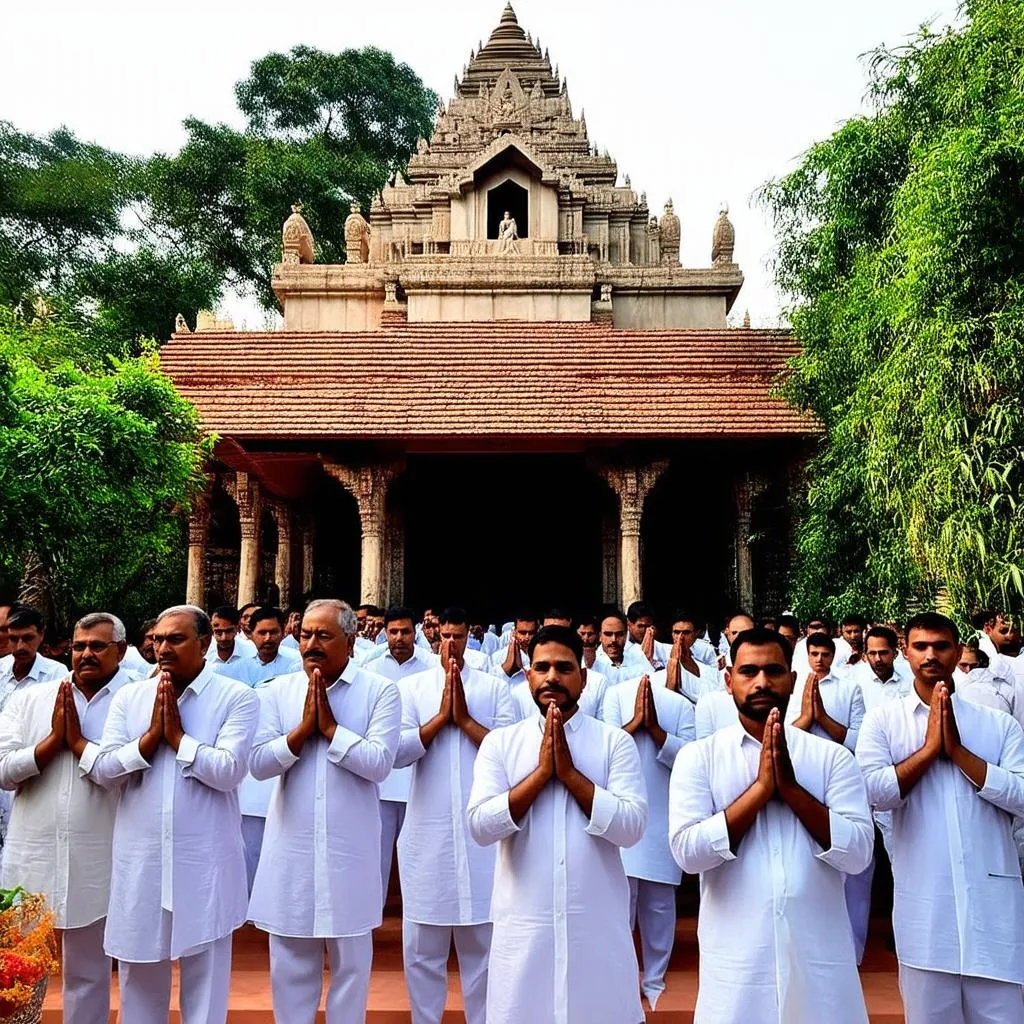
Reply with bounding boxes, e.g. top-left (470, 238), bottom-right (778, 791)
top-left (487, 179), bottom-right (529, 239)
top-left (312, 480), bottom-right (361, 604)
top-left (399, 454), bottom-right (603, 625)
